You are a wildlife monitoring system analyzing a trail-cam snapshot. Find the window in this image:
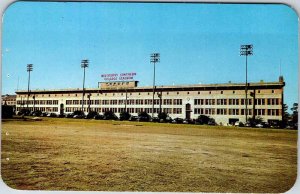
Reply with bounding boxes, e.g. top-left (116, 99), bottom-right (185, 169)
top-left (173, 108), bottom-right (182, 114)
top-left (173, 99), bottom-right (182, 105)
top-left (216, 109), bottom-right (227, 115)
